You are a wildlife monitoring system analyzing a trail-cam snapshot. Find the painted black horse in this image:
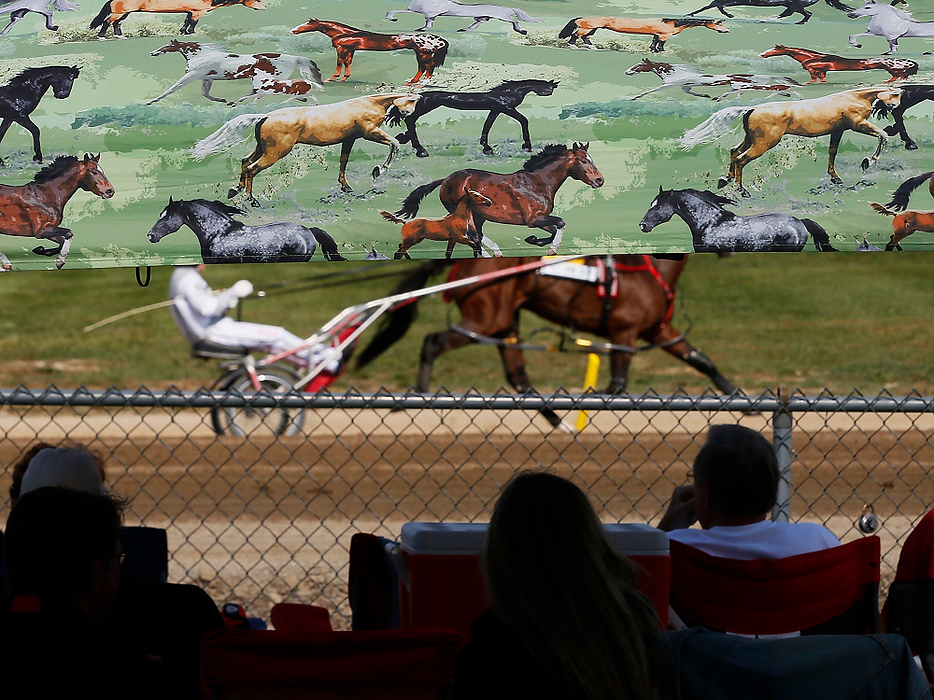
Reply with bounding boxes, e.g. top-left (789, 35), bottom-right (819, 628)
top-left (386, 79), bottom-right (558, 157)
top-left (871, 84), bottom-right (934, 150)
top-left (0, 65), bottom-right (80, 165)
top-left (688, 0), bottom-right (852, 24)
